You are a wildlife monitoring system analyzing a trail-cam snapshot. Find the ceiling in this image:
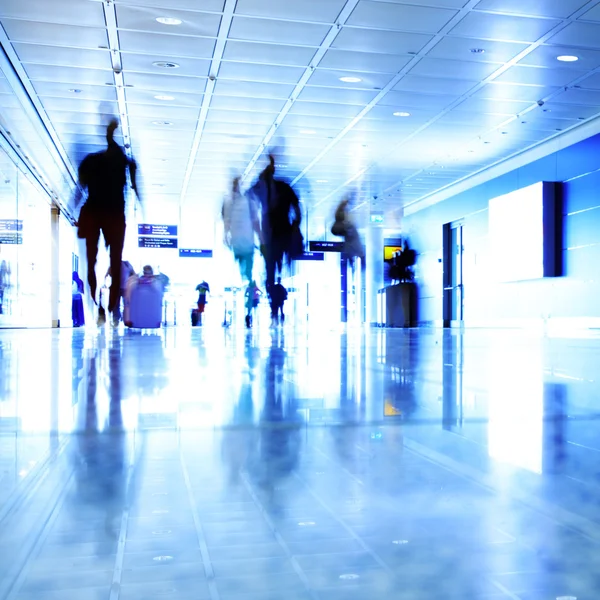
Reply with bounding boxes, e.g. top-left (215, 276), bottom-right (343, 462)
top-left (2, 0), bottom-right (600, 232)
